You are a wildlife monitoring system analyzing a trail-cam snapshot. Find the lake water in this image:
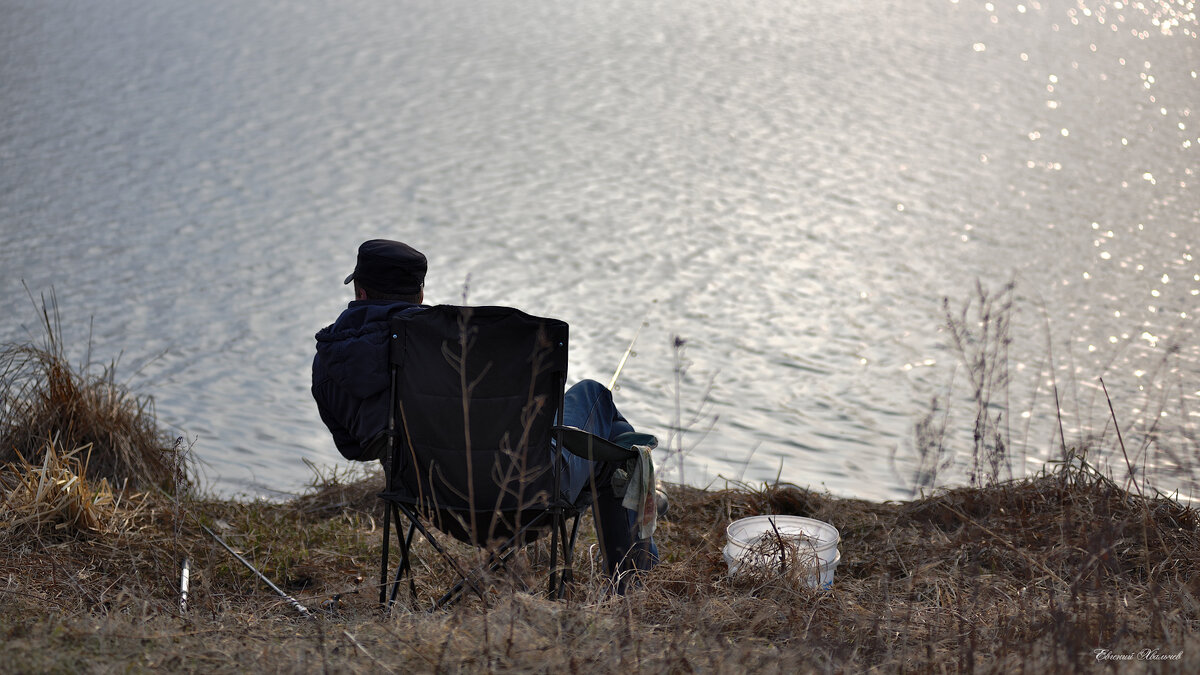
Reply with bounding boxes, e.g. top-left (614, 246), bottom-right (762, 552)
top-left (2, 0), bottom-right (1197, 501)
